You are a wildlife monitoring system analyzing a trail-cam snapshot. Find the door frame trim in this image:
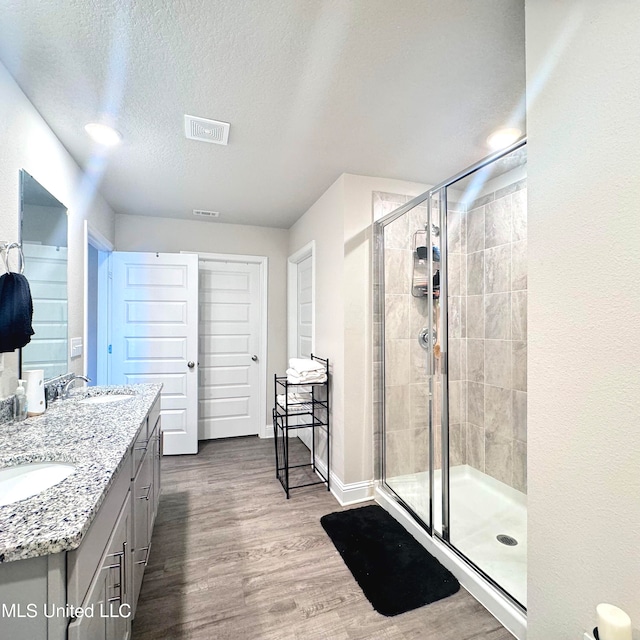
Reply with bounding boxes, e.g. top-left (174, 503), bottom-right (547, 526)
top-left (287, 241), bottom-right (316, 359)
top-left (182, 251), bottom-right (269, 439)
top-left (83, 221), bottom-right (113, 384)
